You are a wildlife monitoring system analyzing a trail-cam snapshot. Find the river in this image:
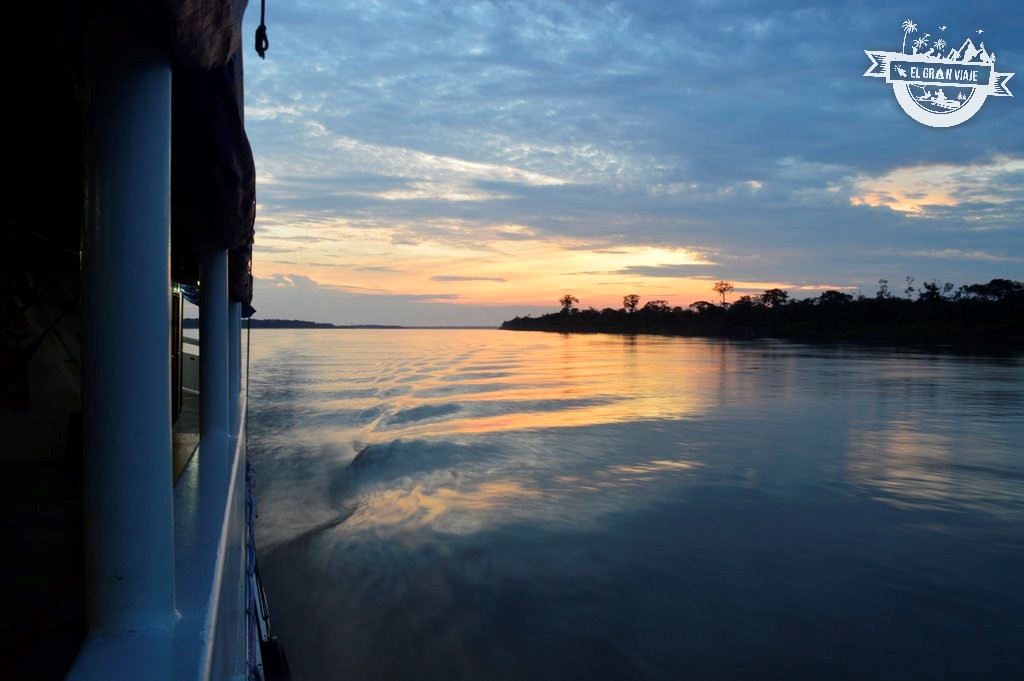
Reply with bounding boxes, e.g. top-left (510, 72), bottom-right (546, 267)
top-left (247, 329), bottom-right (1023, 680)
